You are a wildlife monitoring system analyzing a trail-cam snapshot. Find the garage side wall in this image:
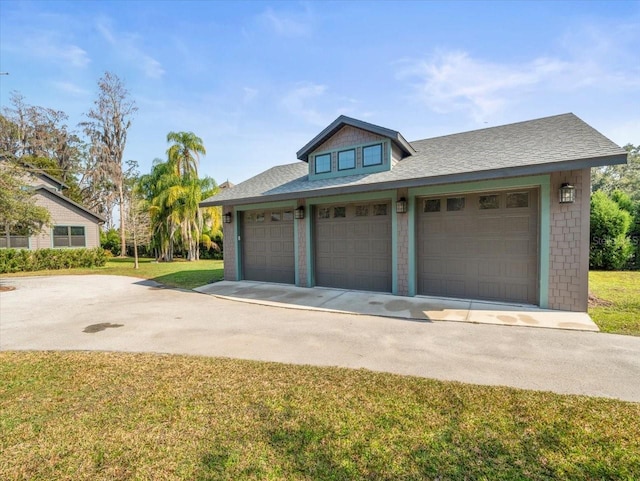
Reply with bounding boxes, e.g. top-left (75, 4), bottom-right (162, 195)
top-left (297, 199), bottom-right (308, 287)
top-left (548, 168), bottom-right (590, 312)
top-left (223, 206), bottom-right (237, 281)
top-left (396, 187), bottom-right (410, 296)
